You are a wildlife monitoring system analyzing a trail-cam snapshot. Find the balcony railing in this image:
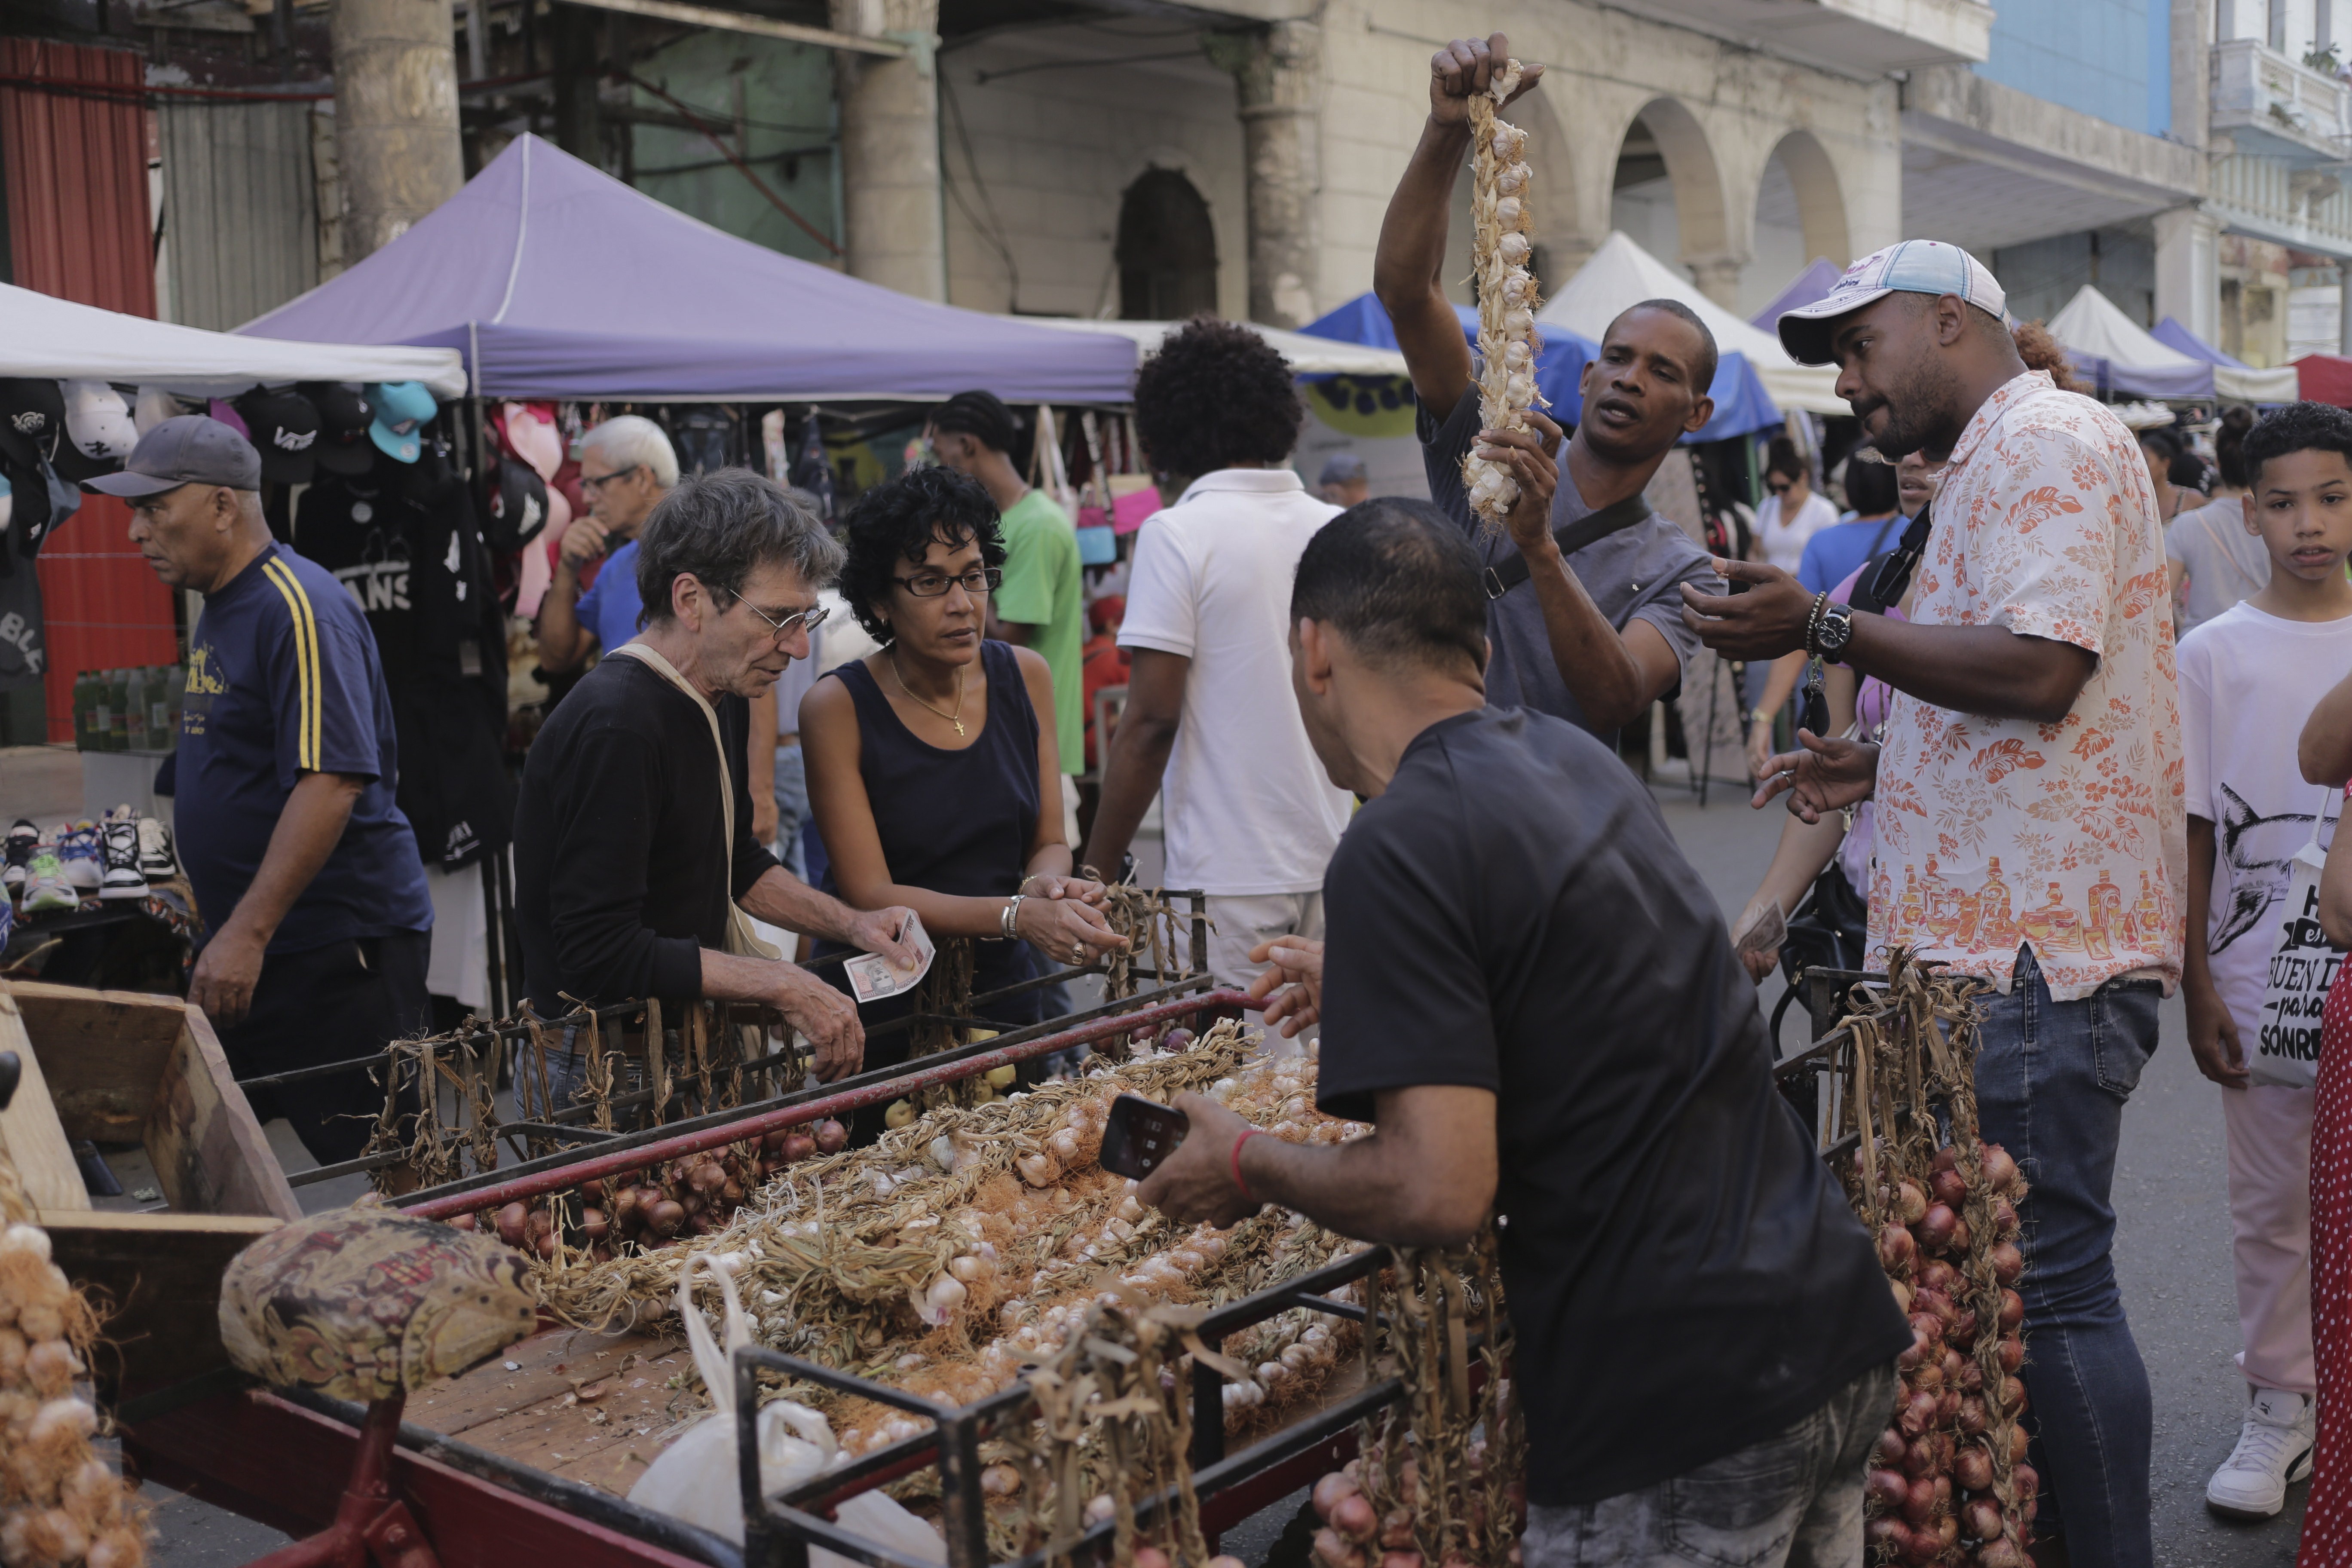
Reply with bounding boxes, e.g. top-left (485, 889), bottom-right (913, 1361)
top-left (2213, 36), bottom-right (2352, 163)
